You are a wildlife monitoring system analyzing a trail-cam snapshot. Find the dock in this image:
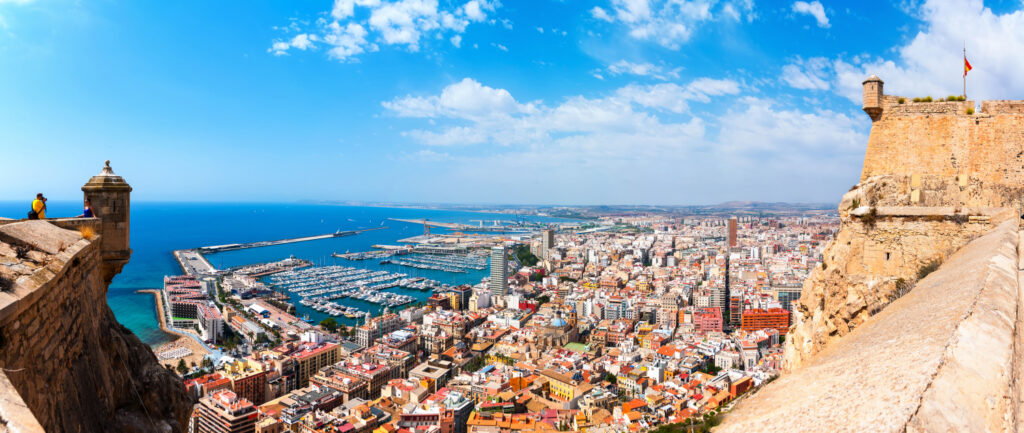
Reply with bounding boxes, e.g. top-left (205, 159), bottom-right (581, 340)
top-left (388, 218), bottom-right (469, 230)
top-left (197, 227), bottom-right (387, 254)
top-left (389, 217), bottom-right (532, 233)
